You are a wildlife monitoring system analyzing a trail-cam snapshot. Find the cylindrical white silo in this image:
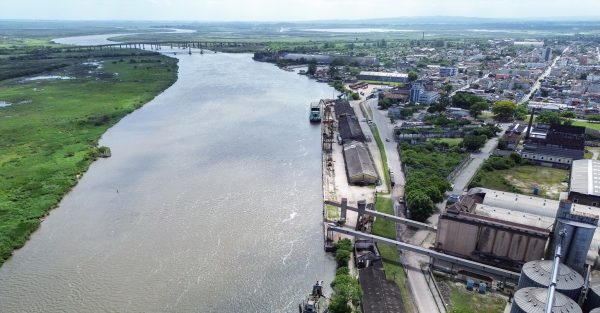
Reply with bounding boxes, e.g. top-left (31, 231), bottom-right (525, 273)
top-left (518, 260), bottom-right (584, 301)
top-left (511, 287), bottom-right (582, 313)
